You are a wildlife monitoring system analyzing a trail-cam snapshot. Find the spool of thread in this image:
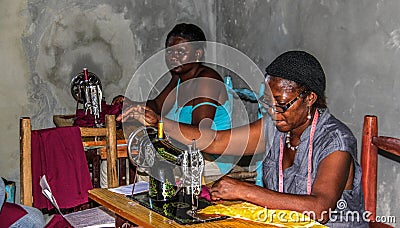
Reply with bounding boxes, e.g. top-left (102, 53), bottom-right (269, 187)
top-left (83, 68), bottom-right (89, 81)
top-left (157, 121), bottom-right (164, 139)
